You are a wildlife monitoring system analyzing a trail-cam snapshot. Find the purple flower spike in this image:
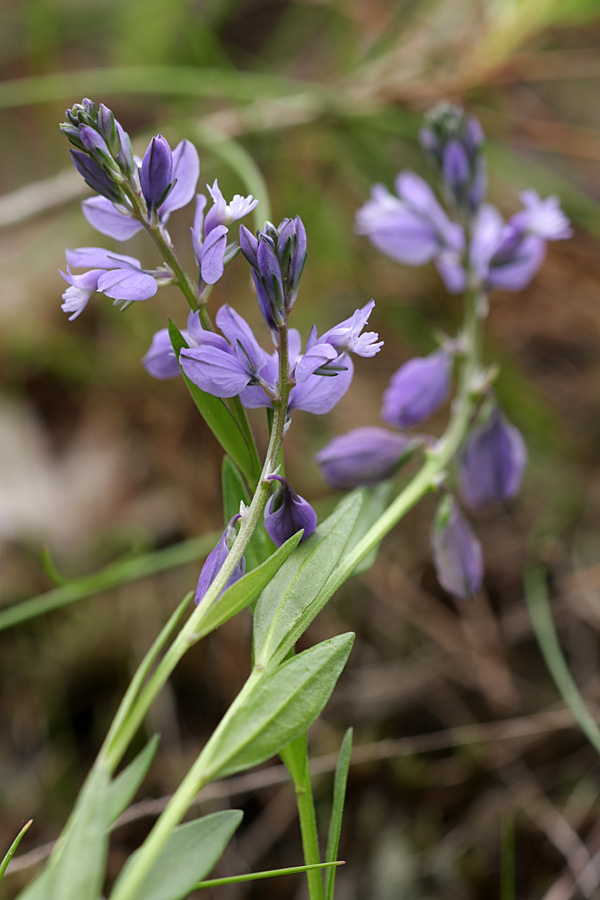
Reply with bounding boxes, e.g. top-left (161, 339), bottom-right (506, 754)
top-left (431, 496), bottom-right (483, 599)
top-left (459, 407), bottom-right (527, 508)
top-left (316, 427), bottom-right (418, 489)
top-left (195, 516), bottom-right (246, 605)
top-left (140, 134), bottom-right (174, 212)
top-left (264, 475), bottom-right (317, 546)
top-left (381, 348), bottom-right (452, 428)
